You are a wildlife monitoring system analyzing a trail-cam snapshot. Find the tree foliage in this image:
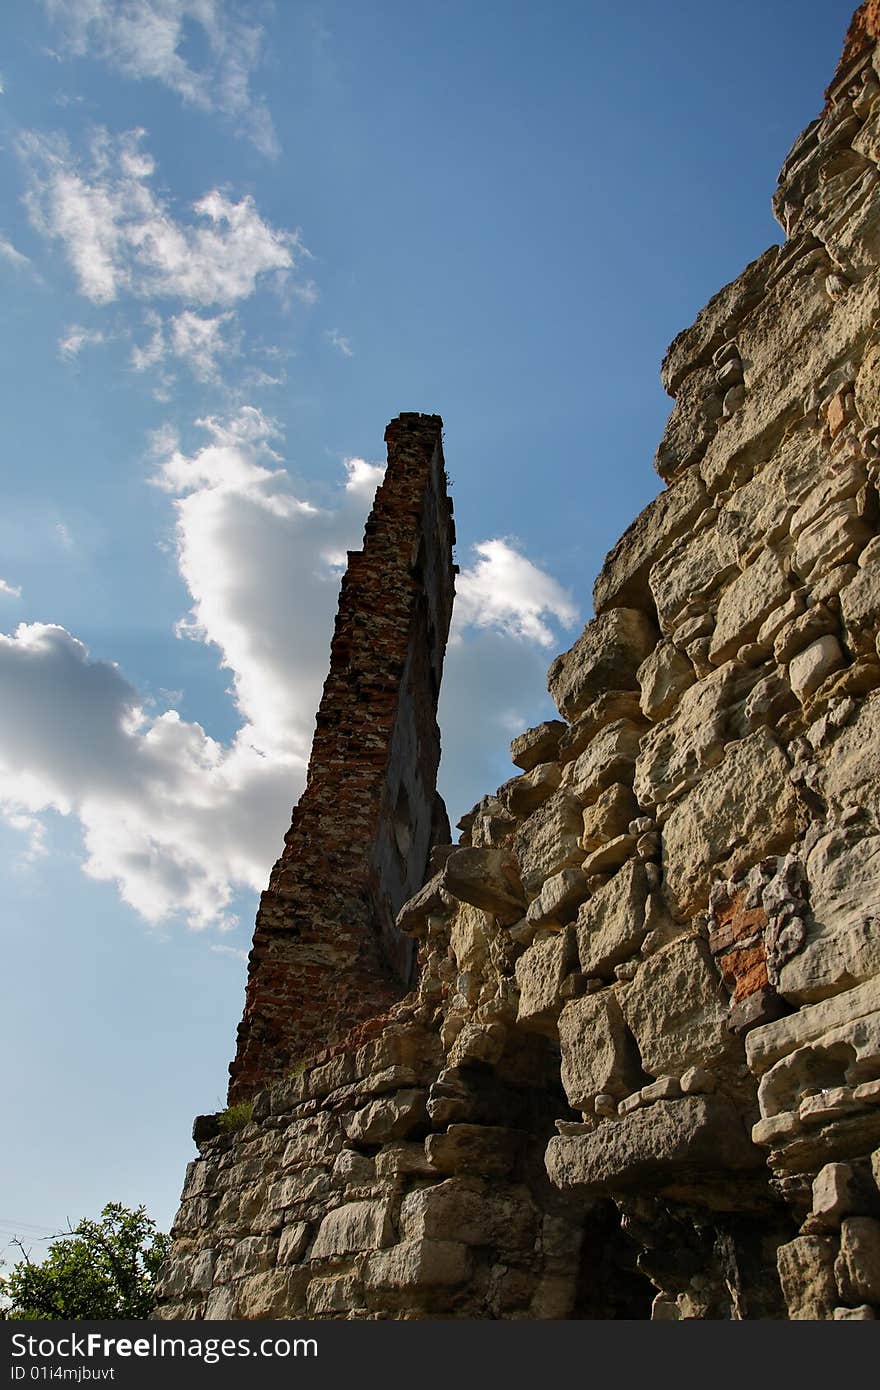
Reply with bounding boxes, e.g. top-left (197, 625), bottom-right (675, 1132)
top-left (0, 1203), bottom-right (169, 1319)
